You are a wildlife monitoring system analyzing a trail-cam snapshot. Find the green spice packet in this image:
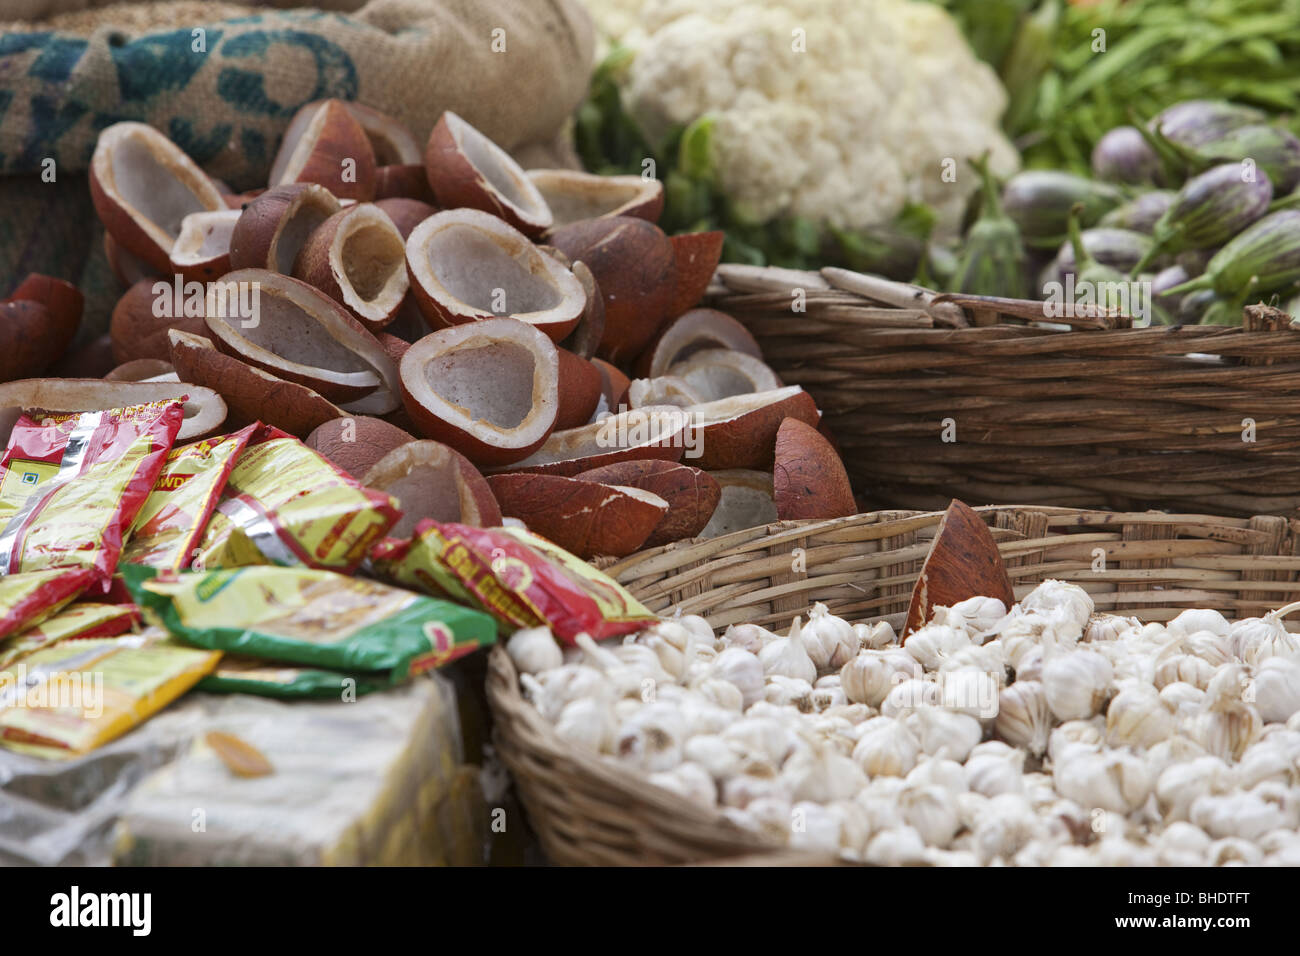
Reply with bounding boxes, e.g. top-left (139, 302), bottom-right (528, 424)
top-left (121, 564), bottom-right (496, 683)
top-left (197, 655), bottom-right (385, 700)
